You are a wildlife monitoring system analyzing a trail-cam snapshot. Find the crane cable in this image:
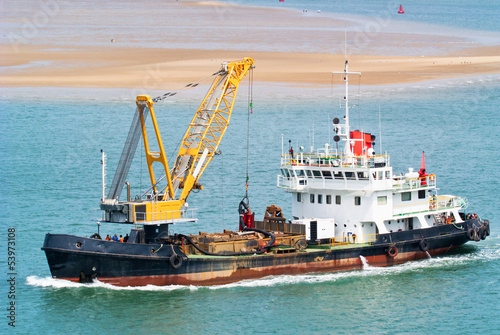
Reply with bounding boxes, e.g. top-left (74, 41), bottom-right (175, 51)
top-left (151, 70), bottom-right (219, 103)
top-left (245, 68), bottom-right (254, 199)
top-left (140, 70), bottom-right (226, 199)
